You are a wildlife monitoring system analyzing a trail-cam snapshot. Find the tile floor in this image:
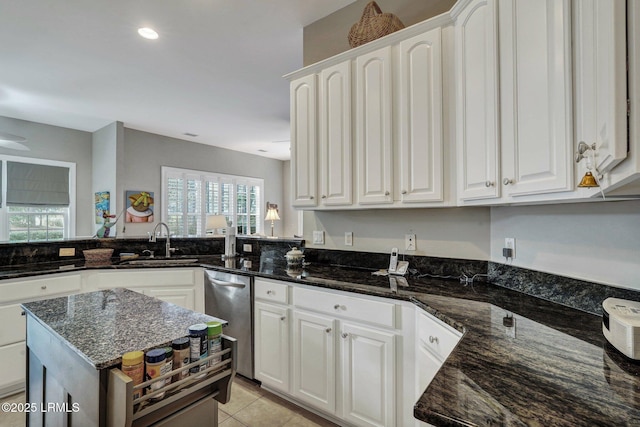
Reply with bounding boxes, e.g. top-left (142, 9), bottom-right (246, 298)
top-left (0, 376), bottom-right (338, 427)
